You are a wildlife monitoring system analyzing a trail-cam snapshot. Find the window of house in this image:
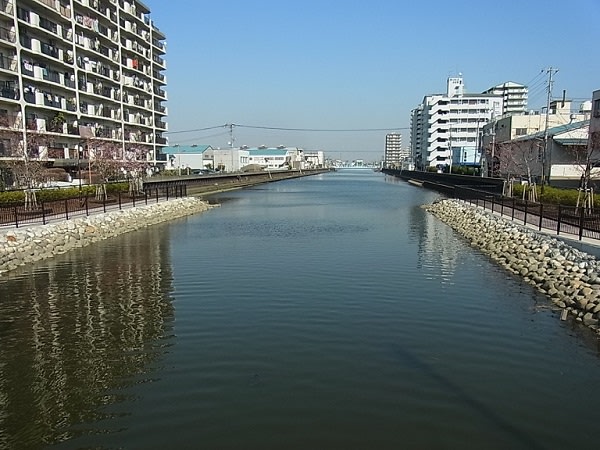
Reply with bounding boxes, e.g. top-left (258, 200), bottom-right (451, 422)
top-left (515, 128), bottom-right (527, 136)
